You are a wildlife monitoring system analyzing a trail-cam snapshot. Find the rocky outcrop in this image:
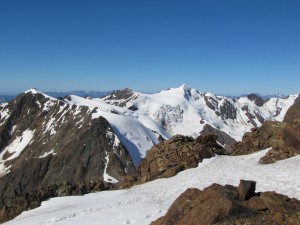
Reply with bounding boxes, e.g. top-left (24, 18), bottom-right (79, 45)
top-left (204, 95), bottom-right (237, 120)
top-left (0, 91), bottom-right (137, 223)
top-left (100, 88), bottom-right (138, 108)
top-left (137, 133), bottom-right (226, 183)
top-left (151, 180), bottom-right (300, 225)
top-left (231, 101), bottom-right (300, 163)
top-left (200, 124), bottom-right (236, 152)
top-left (247, 93), bottom-right (265, 107)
